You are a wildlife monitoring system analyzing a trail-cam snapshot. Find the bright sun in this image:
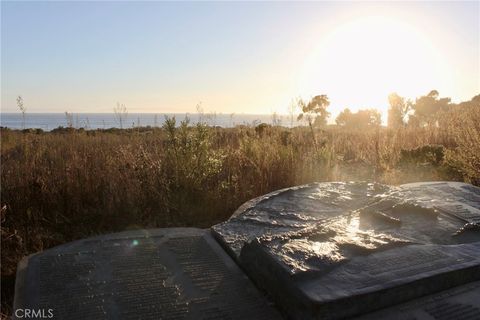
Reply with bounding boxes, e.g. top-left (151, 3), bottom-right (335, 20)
top-left (294, 16), bottom-right (453, 123)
